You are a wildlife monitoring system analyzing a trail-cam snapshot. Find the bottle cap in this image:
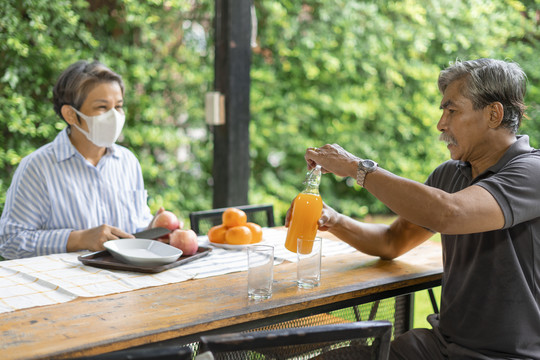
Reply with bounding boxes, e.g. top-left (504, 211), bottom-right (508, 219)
top-left (304, 165), bottom-right (322, 187)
